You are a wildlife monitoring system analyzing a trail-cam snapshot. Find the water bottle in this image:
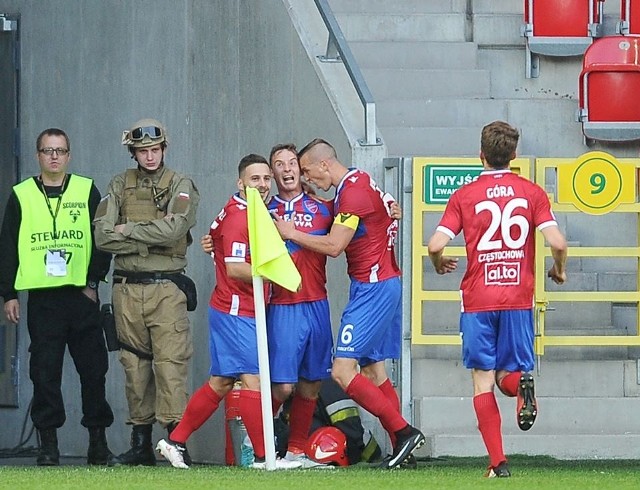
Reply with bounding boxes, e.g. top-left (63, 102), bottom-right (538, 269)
top-left (240, 433), bottom-right (254, 467)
